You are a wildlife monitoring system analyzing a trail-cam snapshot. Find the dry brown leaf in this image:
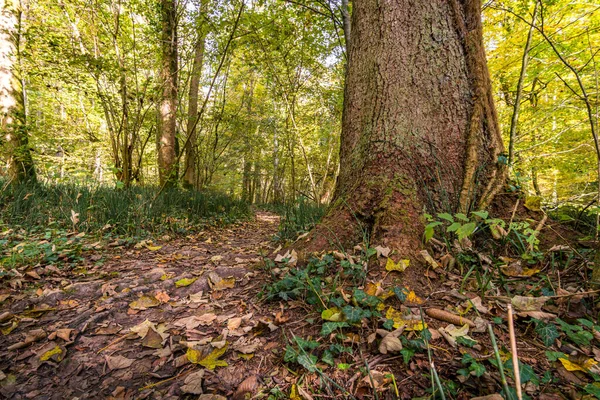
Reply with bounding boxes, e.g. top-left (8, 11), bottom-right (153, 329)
top-left (180, 370), bottom-right (205, 394)
top-left (227, 317), bottom-right (242, 331)
top-left (142, 328), bottom-right (164, 349)
top-left (155, 291), bottom-right (170, 303)
top-left (129, 295), bottom-right (160, 310)
top-left (232, 375), bottom-right (259, 400)
top-left (379, 335), bottom-right (402, 354)
top-left (511, 295), bottom-right (548, 312)
top-left (105, 355), bottom-right (134, 370)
